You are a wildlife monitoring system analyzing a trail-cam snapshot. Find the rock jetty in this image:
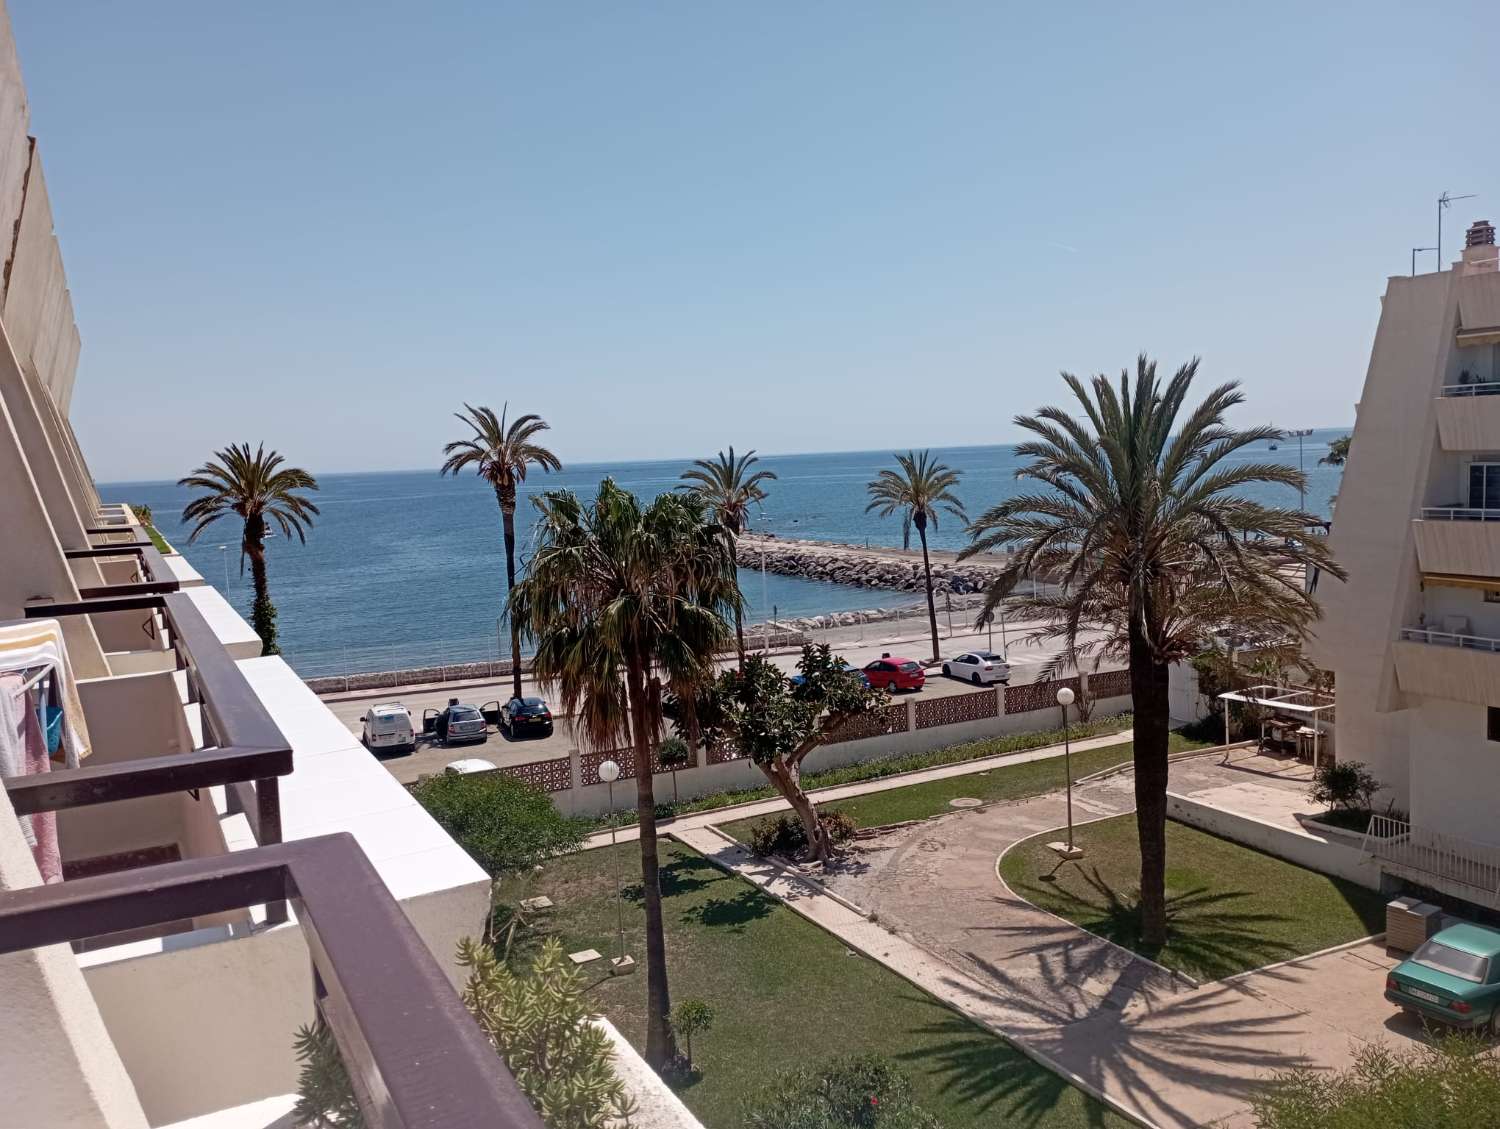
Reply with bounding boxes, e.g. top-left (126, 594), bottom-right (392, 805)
top-left (735, 534), bottom-right (1010, 596)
